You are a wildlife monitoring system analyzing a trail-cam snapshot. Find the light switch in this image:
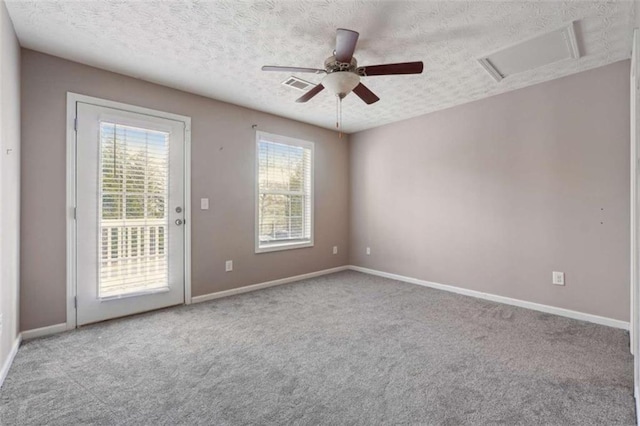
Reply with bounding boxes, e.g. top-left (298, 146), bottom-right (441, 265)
top-left (200, 198), bottom-right (209, 210)
top-left (552, 271), bottom-right (565, 286)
